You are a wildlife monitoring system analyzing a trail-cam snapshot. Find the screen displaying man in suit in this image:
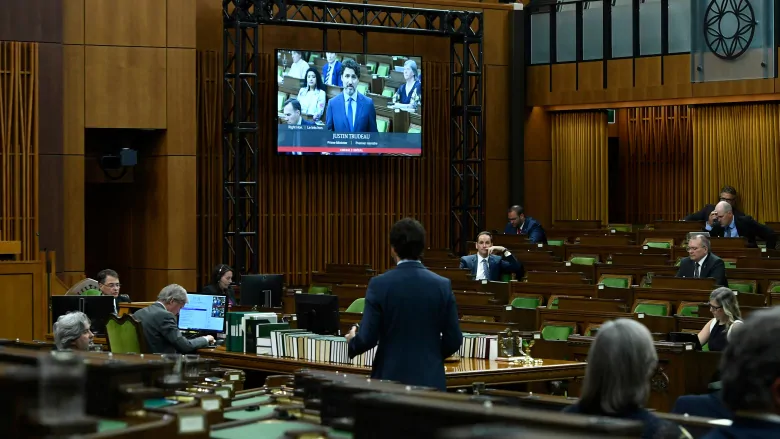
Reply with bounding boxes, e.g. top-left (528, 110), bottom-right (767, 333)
top-left (675, 234), bottom-right (728, 287)
top-left (321, 52), bottom-right (342, 87)
top-left (345, 218), bottom-right (462, 391)
top-left (459, 231), bottom-right (523, 281)
top-left (325, 59), bottom-right (378, 133)
top-left (503, 204), bottom-right (547, 244)
top-left (684, 185), bottom-right (746, 223)
top-left (133, 284), bottom-right (214, 354)
top-left (709, 201), bottom-right (777, 249)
